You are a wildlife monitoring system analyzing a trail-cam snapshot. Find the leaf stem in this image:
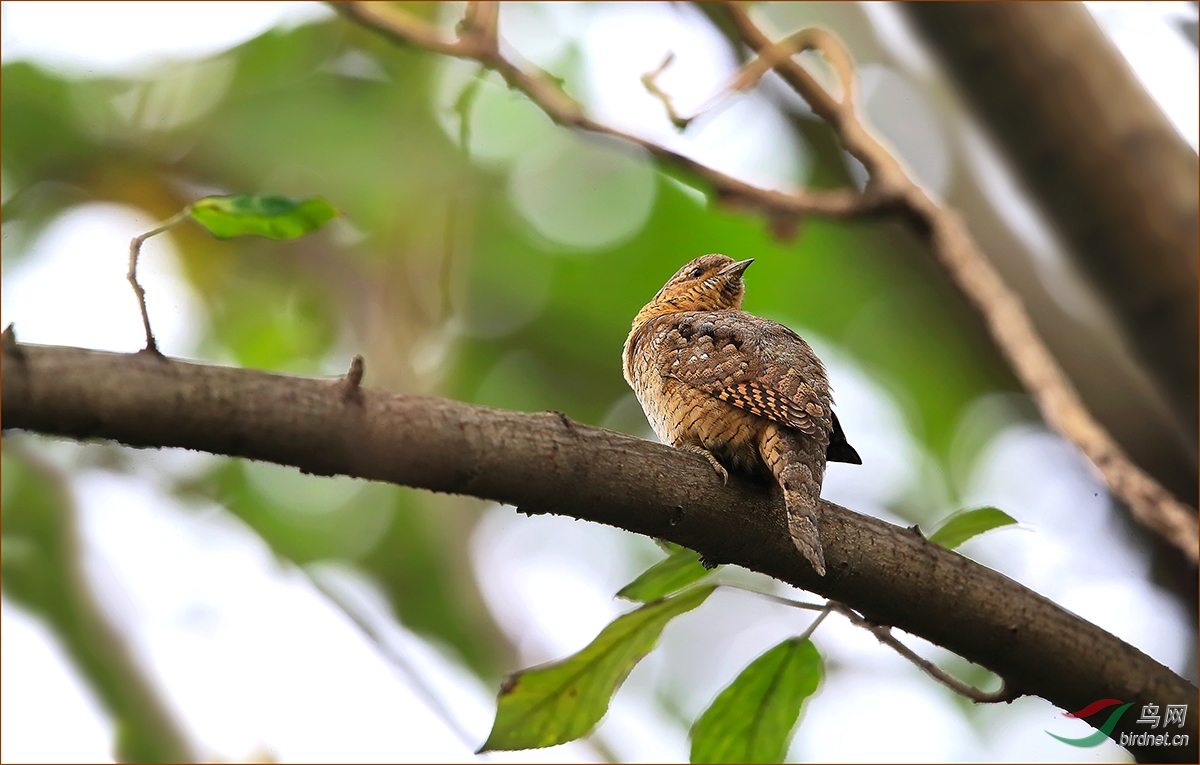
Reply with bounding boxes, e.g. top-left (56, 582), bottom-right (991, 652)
top-left (715, 582), bottom-right (826, 612)
top-left (796, 604), bottom-right (832, 642)
top-left (127, 207), bottom-right (191, 355)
